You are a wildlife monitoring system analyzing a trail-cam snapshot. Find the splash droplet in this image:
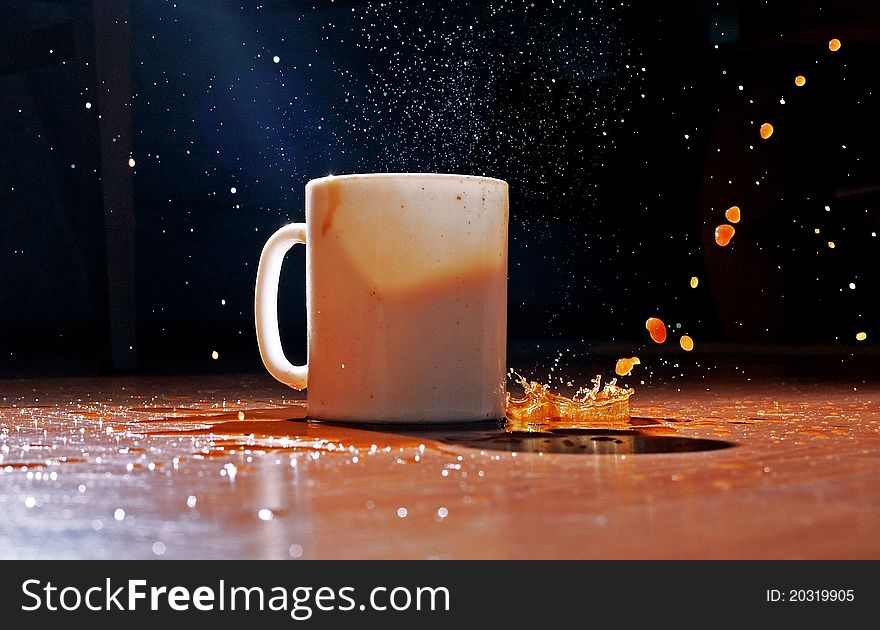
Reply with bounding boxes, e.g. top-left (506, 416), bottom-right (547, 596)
top-left (645, 317), bottom-right (667, 344)
top-left (615, 356), bottom-right (641, 376)
top-left (715, 224), bottom-right (735, 246)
